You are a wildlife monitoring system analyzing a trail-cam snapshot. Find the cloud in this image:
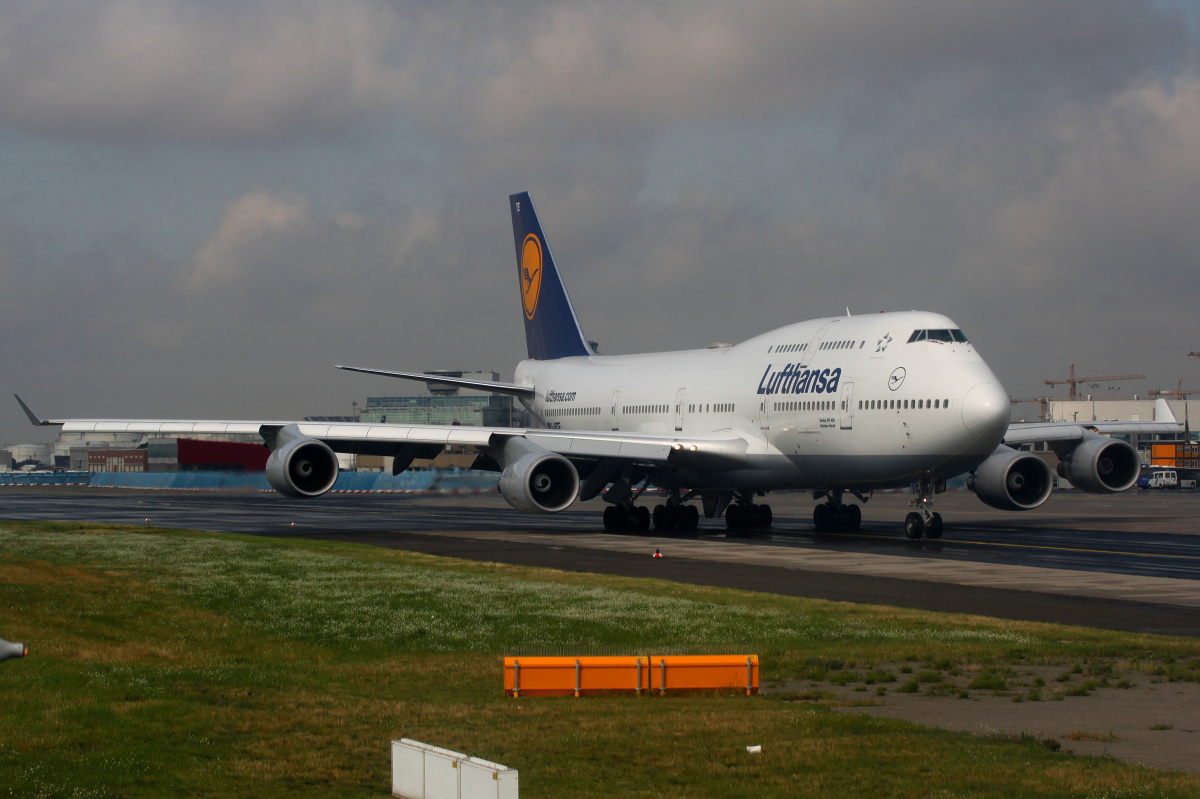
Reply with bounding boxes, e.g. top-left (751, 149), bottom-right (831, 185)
top-left (187, 187), bottom-right (310, 288)
top-left (0, 0), bottom-right (1182, 145)
top-left (0, 0), bottom-right (406, 142)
